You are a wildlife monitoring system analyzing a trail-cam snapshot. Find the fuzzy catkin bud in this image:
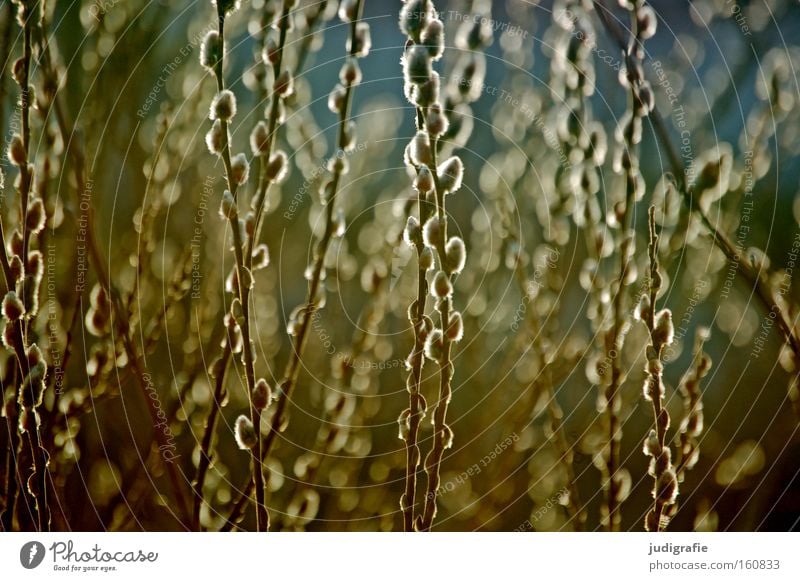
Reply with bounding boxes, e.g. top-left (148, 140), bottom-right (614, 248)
top-left (461, 19), bottom-right (492, 51)
top-left (655, 469), bottom-right (678, 504)
top-left (224, 312), bottom-right (243, 352)
top-left (342, 121), bottom-right (357, 152)
top-left (423, 328), bottom-right (443, 361)
top-left (643, 429), bottom-right (660, 457)
top-left (20, 360), bottom-right (47, 408)
top-left (397, 408), bottom-right (411, 440)
top-left (234, 415), bottom-right (257, 450)
top-left (332, 209), bottom-right (346, 238)
top-left (328, 84), bottom-right (347, 115)
top-left (9, 255), bottom-right (22, 281)
top-left (200, 30), bottom-right (221, 70)
top-left (421, 19), bottom-right (444, 61)
top-left (22, 273), bottom-right (40, 317)
top-left (446, 311), bottom-right (463, 342)
top-left (637, 5), bottom-right (658, 40)
top-left (252, 244), bottom-right (270, 270)
top-left (432, 270), bottom-right (452, 298)
top-left (438, 156), bottom-right (464, 193)
top-left (219, 189), bottom-right (237, 219)
top-left (636, 82), bottom-right (655, 115)
top-left (27, 344), bottom-right (44, 368)
top-left (86, 284), bottom-right (110, 336)
top-left (415, 165), bottom-right (434, 193)
top-left (403, 45), bottom-right (432, 85)
top-left (339, 57), bottom-right (362, 87)
top-left (2, 322), bottom-right (14, 349)
top-left (404, 216), bottom-right (421, 247)
top-left (205, 119), bottom-right (225, 155)
top-left (2, 292), bottom-right (24, 321)
top-left (422, 217), bottom-right (441, 249)
top-left (252, 379), bottom-right (272, 410)
top-left (8, 134), bottom-right (25, 166)
top-left (250, 121), bottom-right (270, 156)
top-left (413, 71), bottom-right (440, 109)
top-left (275, 70), bottom-right (294, 97)
top-left (328, 153), bottom-right (349, 176)
top-left (426, 103), bottom-right (448, 137)
top-left (266, 151), bottom-right (288, 183)
top-left (26, 199), bottom-right (46, 233)
top-left (633, 293), bottom-right (650, 322)
top-left (210, 90), bottom-right (237, 121)
top-left (244, 212), bottom-right (256, 238)
top-left (410, 131), bottom-right (432, 166)
top-left (27, 252), bottom-right (43, 282)
top-left (400, 0), bottom-right (429, 42)
top-left (445, 236), bottom-right (466, 274)
top-left (338, 0), bottom-right (358, 22)
top-left (653, 309), bottom-right (675, 347)
top-left (230, 153), bottom-right (250, 185)
top-left (419, 247), bottom-right (434, 271)
top-left (263, 38), bottom-right (280, 66)
top-left (350, 22), bottom-right (372, 58)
